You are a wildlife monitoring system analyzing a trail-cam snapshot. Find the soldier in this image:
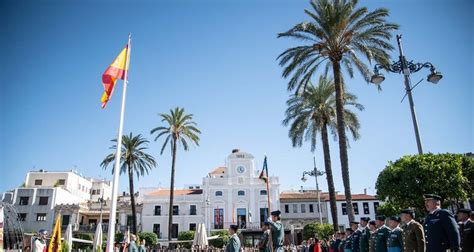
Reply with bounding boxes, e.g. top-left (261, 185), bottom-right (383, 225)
top-left (423, 194), bottom-right (460, 252)
top-left (258, 222), bottom-right (271, 252)
top-left (267, 210), bottom-right (284, 252)
top-left (225, 224), bottom-right (241, 252)
top-left (387, 216), bottom-right (403, 252)
top-left (343, 228), bottom-right (354, 252)
top-left (359, 217), bottom-right (371, 252)
top-left (368, 221), bottom-right (377, 252)
top-left (33, 229), bottom-right (48, 252)
top-left (374, 215), bottom-right (390, 252)
top-left (400, 208), bottom-right (425, 252)
top-left (457, 208), bottom-right (473, 252)
top-left (351, 221), bottom-right (361, 252)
